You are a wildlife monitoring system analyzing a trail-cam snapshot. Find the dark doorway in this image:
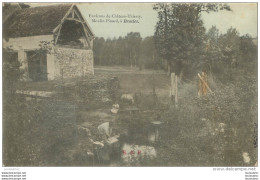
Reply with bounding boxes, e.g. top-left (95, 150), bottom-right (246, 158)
top-left (27, 51), bottom-right (47, 81)
top-left (56, 20), bottom-right (87, 49)
top-left (6, 51), bottom-right (18, 62)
